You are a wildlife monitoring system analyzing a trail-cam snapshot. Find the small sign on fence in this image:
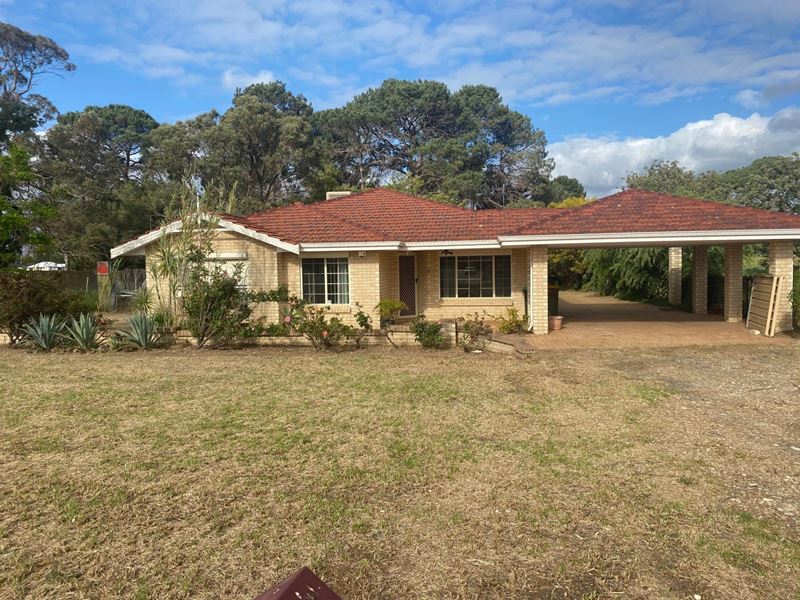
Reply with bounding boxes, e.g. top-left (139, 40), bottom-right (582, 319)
top-left (96, 261), bottom-right (109, 276)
